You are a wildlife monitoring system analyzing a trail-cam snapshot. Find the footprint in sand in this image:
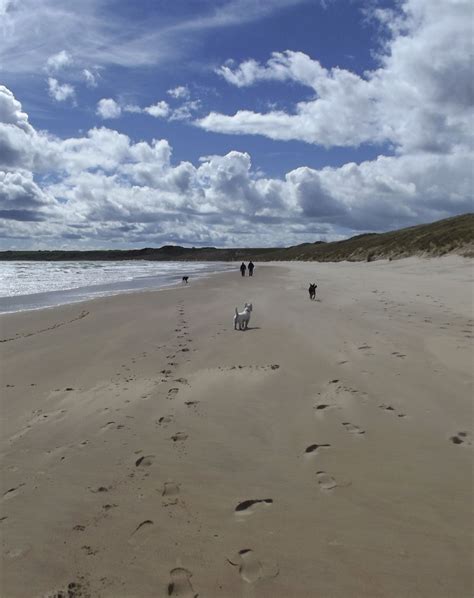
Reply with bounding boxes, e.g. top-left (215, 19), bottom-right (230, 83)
top-left (100, 421), bottom-right (117, 432)
top-left (316, 471), bottom-right (338, 491)
top-left (90, 486), bottom-right (110, 493)
top-left (3, 483), bottom-right (25, 501)
top-left (162, 482), bottom-right (180, 506)
top-left (316, 471), bottom-right (351, 492)
top-left (314, 404), bottom-right (339, 413)
top-left (135, 454), bottom-right (155, 467)
top-left (171, 432), bottom-right (188, 442)
top-left (158, 415), bottom-right (174, 426)
top-left (128, 520), bottom-right (154, 547)
top-left (174, 378), bottom-right (189, 386)
top-left (450, 431), bottom-right (472, 446)
top-left (167, 567), bottom-right (197, 597)
top-left (131, 520), bottom-right (153, 535)
top-left (48, 581), bottom-right (86, 598)
top-left (168, 388), bottom-right (180, 398)
top-left (342, 422), bottom-right (365, 435)
top-left (378, 404), bottom-right (407, 418)
top-left (227, 549), bottom-right (279, 584)
top-left (305, 443), bottom-right (331, 454)
top-left (235, 498), bottom-right (273, 514)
